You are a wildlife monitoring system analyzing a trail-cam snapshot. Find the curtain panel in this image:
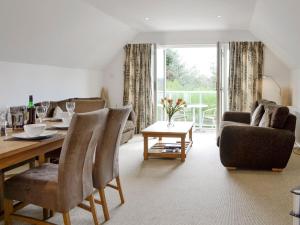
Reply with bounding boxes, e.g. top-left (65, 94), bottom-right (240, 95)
top-left (228, 42), bottom-right (264, 112)
top-left (123, 43), bottom-right (153, 133)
